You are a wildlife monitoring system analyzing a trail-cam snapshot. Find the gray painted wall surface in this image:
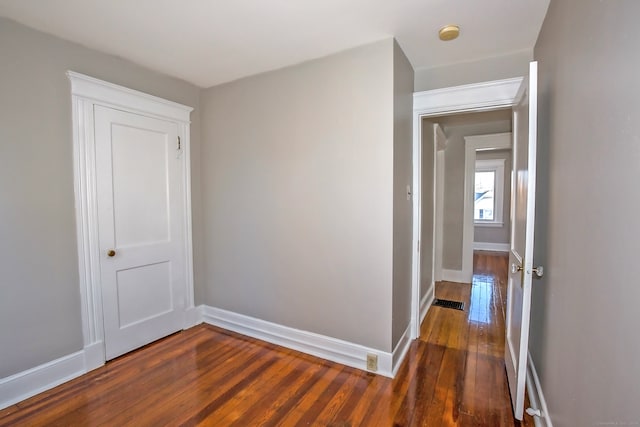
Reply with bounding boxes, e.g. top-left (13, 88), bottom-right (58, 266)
top-left (414, 49), bottom-right (532, 92)
top-left (420, 120), bottom-right (435, 298)
top-left (474, 149), bottom-right (511, 245)
top-left (531, 1), bottom-right (640, 425)
top-left (441, 119), bottom-right (511, 270)
top-left (391, 41), bottom-right (415, 347)
top-left (0, 18), bottom-right (201, 378)
top-left (200, 39), bottom-right (397, 352)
